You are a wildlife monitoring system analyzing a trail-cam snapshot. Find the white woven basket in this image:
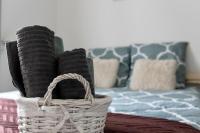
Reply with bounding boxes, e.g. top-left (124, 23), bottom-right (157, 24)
top-left (17, 73), bottom-right (112, 133)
